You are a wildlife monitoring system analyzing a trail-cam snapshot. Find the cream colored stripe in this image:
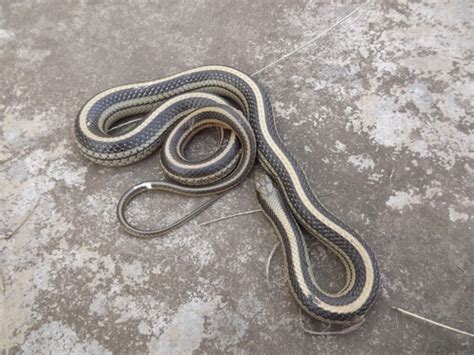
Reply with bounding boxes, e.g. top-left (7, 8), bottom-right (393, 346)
top-left (161, 105), bottom-right (253, 192)
top-left (214, 66), bottom-right (375, 314)
top-left (80, 85), bottom-right (228, 142)
top-left (258, 152), bottom-right (356, 297)
top-left (79, 65), bottom-right (375, 313)
top-left (162, 154), bottom-right (240, 186)
top-left (270, 200), bottom-right (314, 298)
top-left (164, 117), bottom-right (237, 170)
